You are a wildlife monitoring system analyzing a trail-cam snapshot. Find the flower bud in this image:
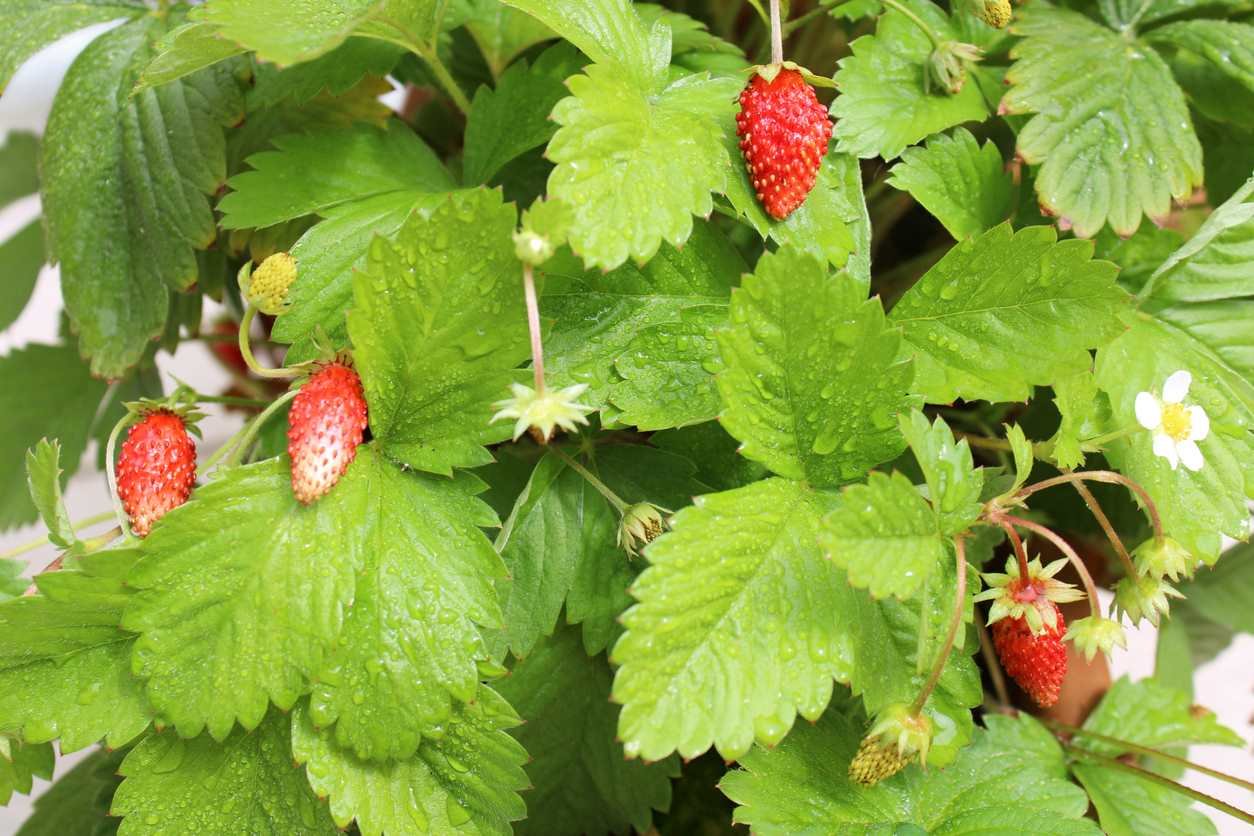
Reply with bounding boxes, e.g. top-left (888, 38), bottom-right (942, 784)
top-left (619, 502), bottom-right (667, 557)
top-left (513, 229), bottom-right (554, 266)
top-left (927, 41), bottom-right (982, 95)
